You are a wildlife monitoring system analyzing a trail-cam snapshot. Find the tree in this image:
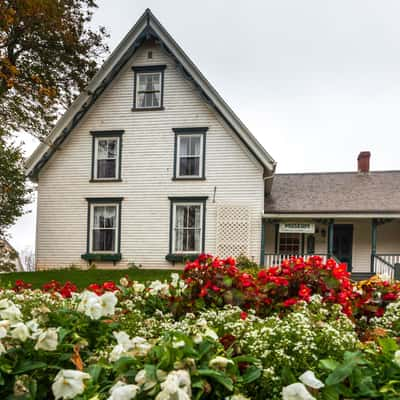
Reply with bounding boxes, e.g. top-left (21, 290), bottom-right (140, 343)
top-left (0, 136), bottom-right (29, 238)
top-left (0, 0), bottom-right (108, 141)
